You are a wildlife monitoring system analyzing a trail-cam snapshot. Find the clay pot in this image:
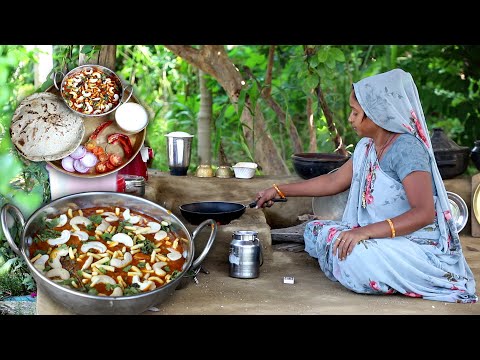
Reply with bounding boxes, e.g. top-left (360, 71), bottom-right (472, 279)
top-left (471, 140), bottom-right (480, 171)
top-left (291, 153), bottom-right (350, 180)
top-left (431, 128), bottom-right (469, 179)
